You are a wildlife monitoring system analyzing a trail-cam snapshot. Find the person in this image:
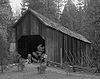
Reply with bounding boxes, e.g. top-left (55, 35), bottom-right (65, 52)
top-left (27, 54), bottom-right (32, 64)
top-left (32, 52), bottom-right (39, 63)
top-left (32, 44), bottom-right (44, 63)
top-left (36, 44), bottom-right (47, 74)
top-left (15, 52), bottom-right (21, 71)
top-left (40, 53), bottom-right (47, 73)
top-left (37, 53), bottom-right (47, 74)
top-left (18, 57), bottom-right (25, 71)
